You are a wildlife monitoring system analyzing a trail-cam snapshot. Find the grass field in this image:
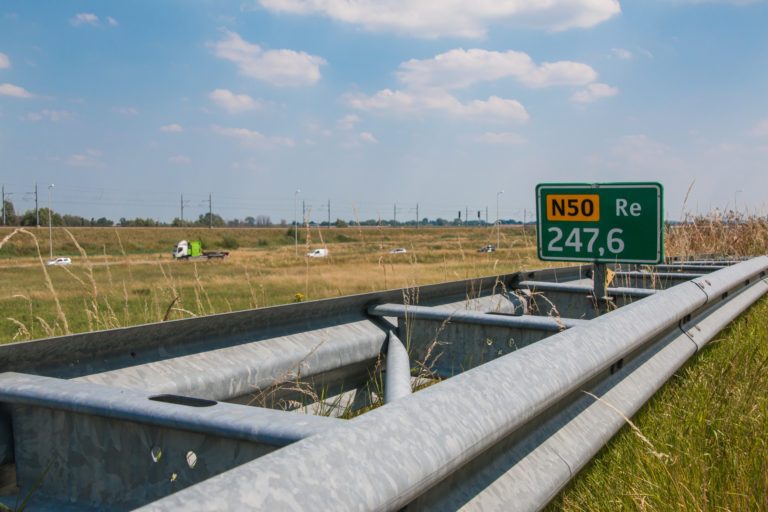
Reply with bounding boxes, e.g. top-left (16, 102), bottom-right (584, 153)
top-left (0, 218), bottom-right (765, 343)
top-left (0, 224), bottom-right (542, 342)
